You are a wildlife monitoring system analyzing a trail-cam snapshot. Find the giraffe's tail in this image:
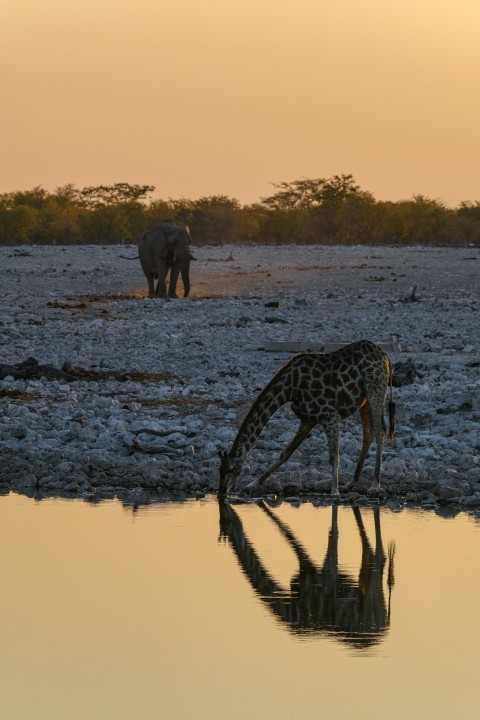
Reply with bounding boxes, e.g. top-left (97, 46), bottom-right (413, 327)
top-left (387, 362), bottom-right (396, 447)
